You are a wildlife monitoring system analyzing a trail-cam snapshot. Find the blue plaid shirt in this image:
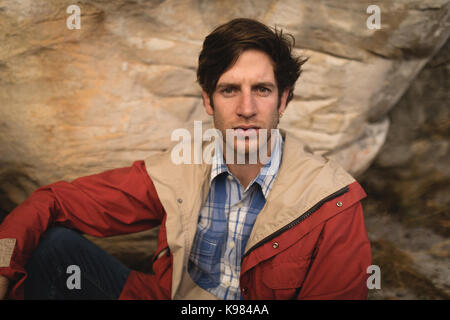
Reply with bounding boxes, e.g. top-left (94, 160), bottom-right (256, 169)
top-left (188, 130), bottom-right (284, 300)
